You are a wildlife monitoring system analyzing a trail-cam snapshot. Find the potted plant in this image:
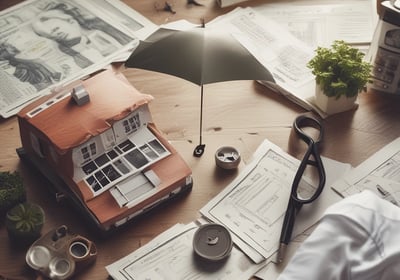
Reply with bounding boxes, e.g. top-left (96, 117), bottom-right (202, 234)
top-left (0, 171), bottom-right (26, 216)
top-left (6, 202), bottom-right (45, 247)
top-left (307, 40), bottom-right (372, 115)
